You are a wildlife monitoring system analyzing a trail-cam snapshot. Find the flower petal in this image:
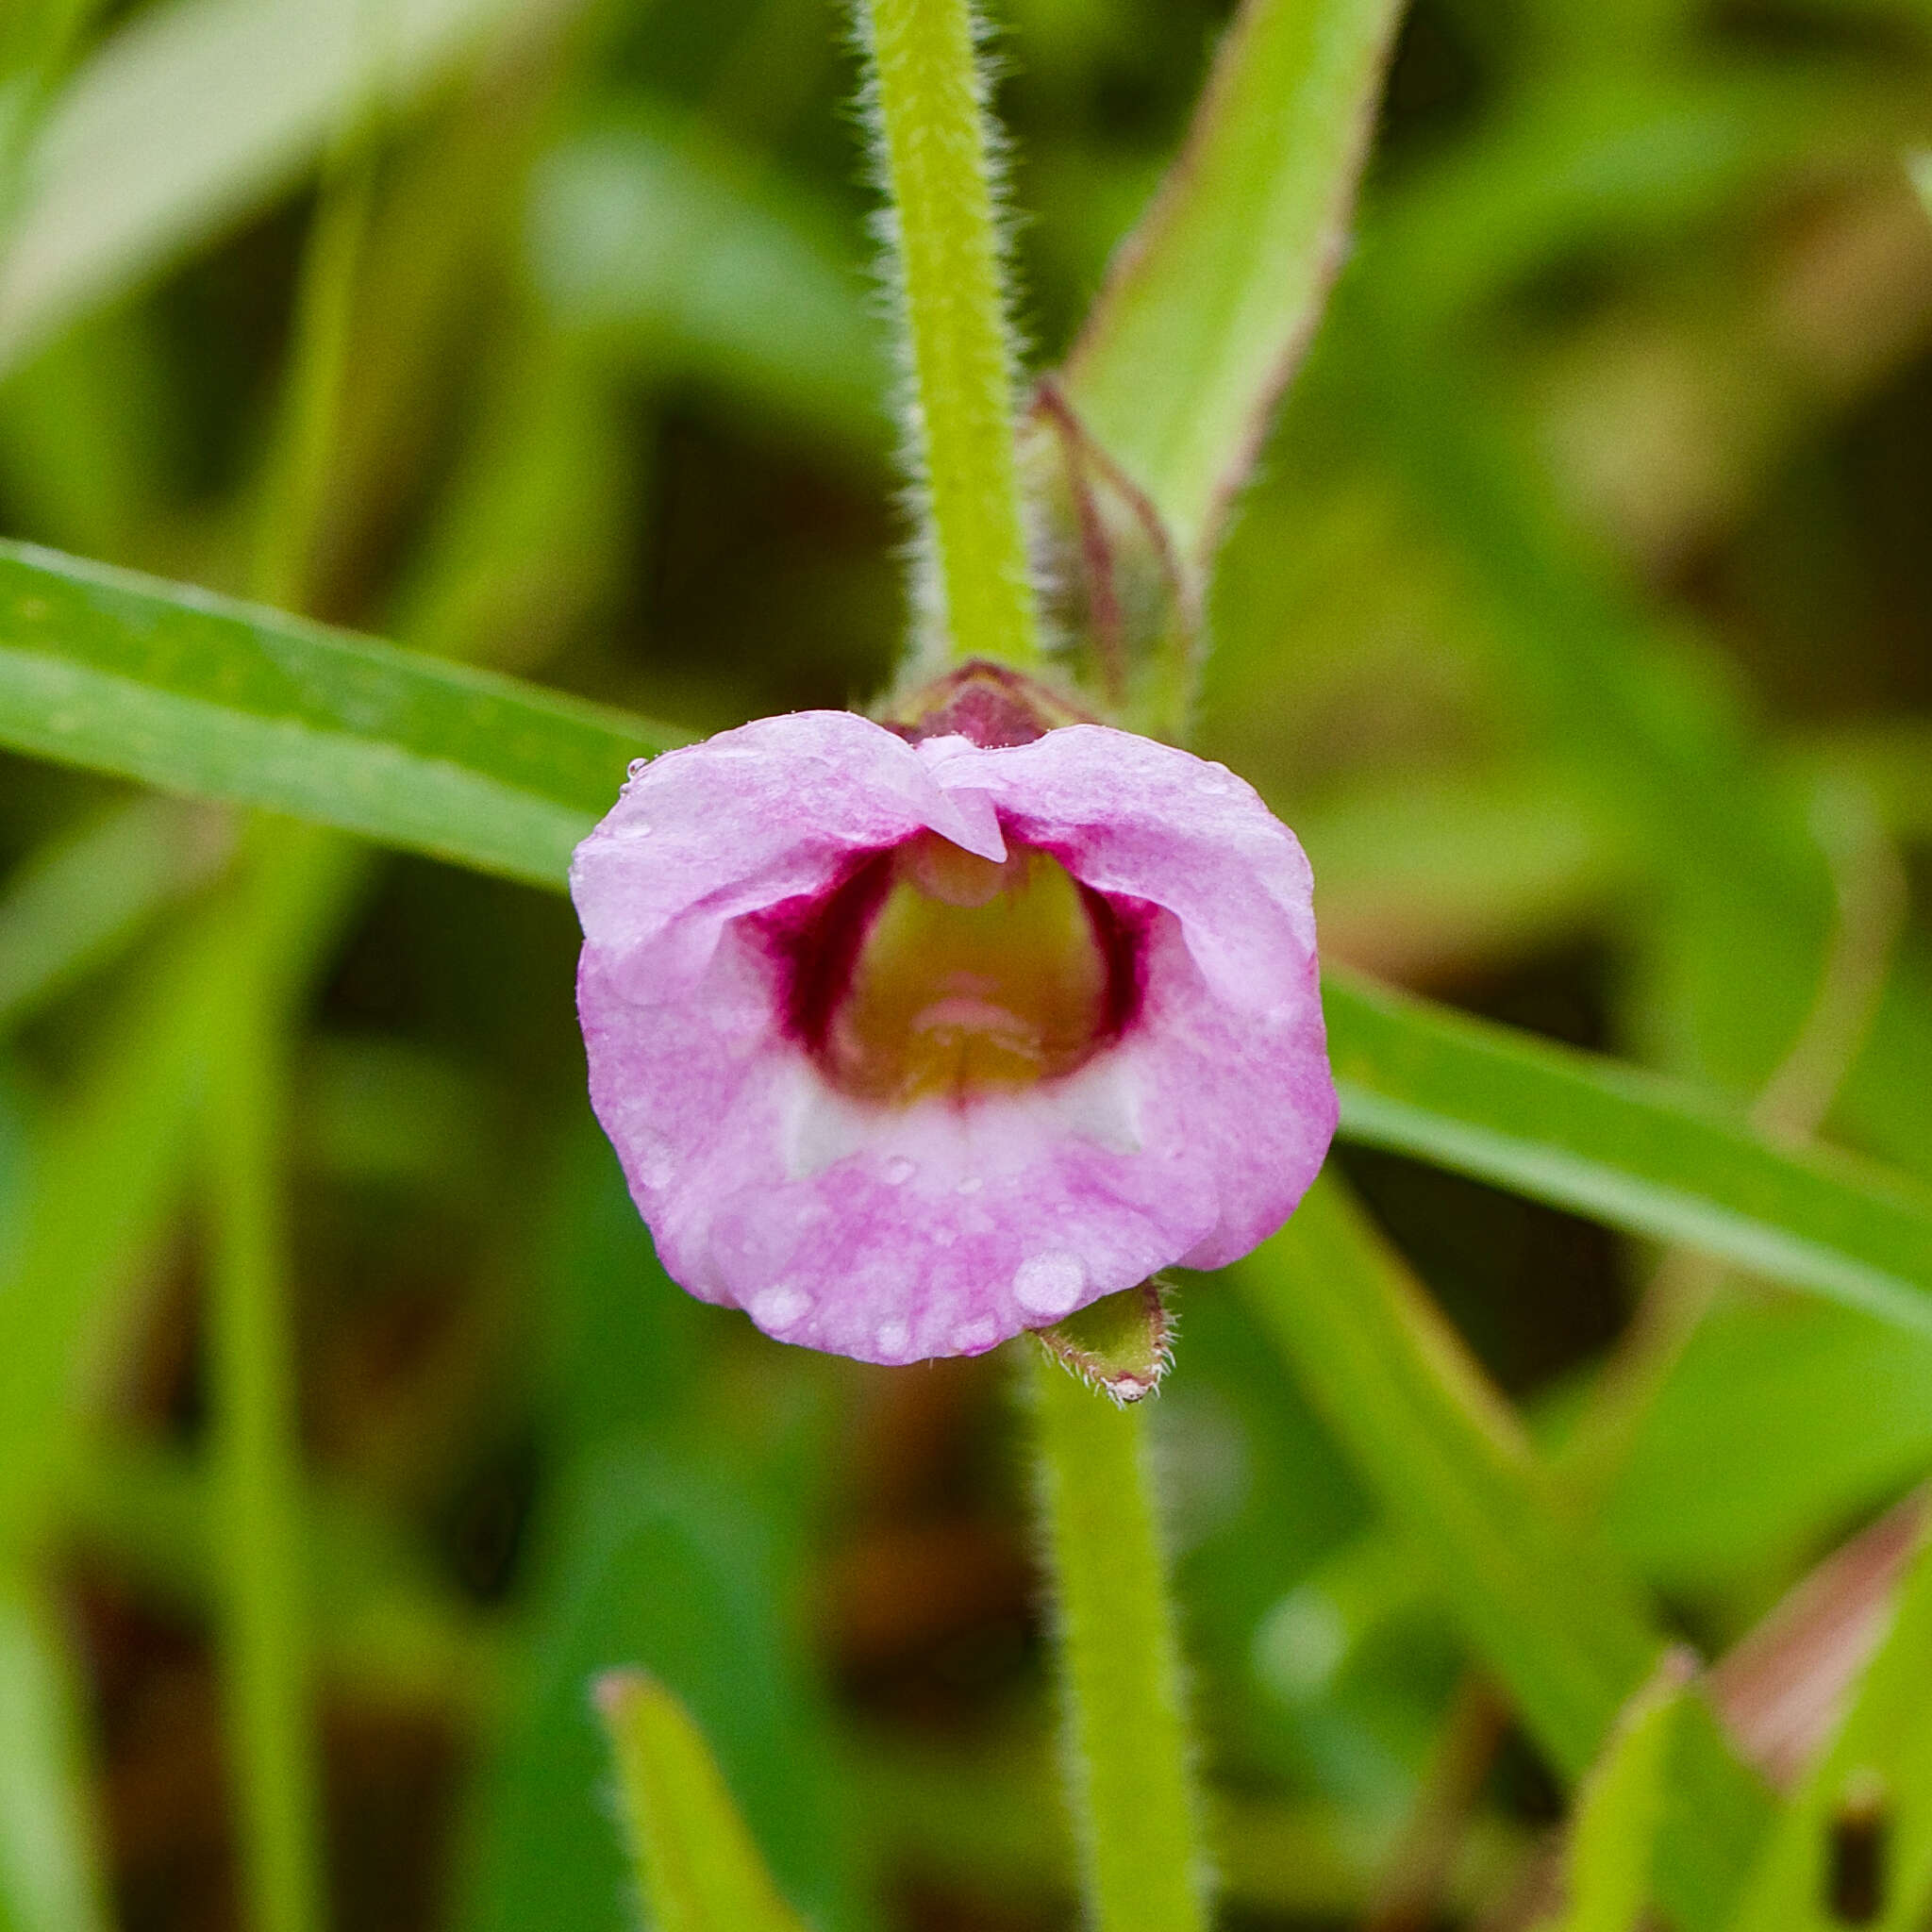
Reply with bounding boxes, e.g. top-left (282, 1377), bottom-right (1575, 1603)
top-left (572, 714), bottom-right (1336, 1366)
